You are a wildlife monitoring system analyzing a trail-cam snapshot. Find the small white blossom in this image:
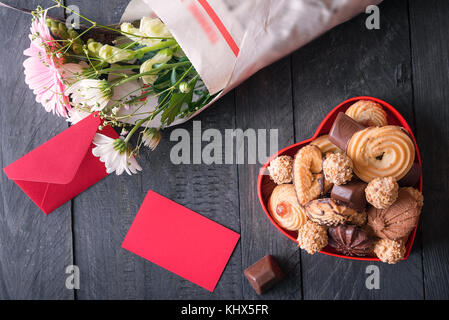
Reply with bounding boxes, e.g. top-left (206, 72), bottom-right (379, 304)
top-left (98, 44), bottom-right (135, 64)
top-left (142, 128), bottom-right (161, 151)
top-left (140, 49), bottom-right (172, 84)
top-left (120, 17), bottom-right (172, 46)
top-left (66, 79), bottom-right (112, 111)
top-left (92, 134), bottom-right (142, 175)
